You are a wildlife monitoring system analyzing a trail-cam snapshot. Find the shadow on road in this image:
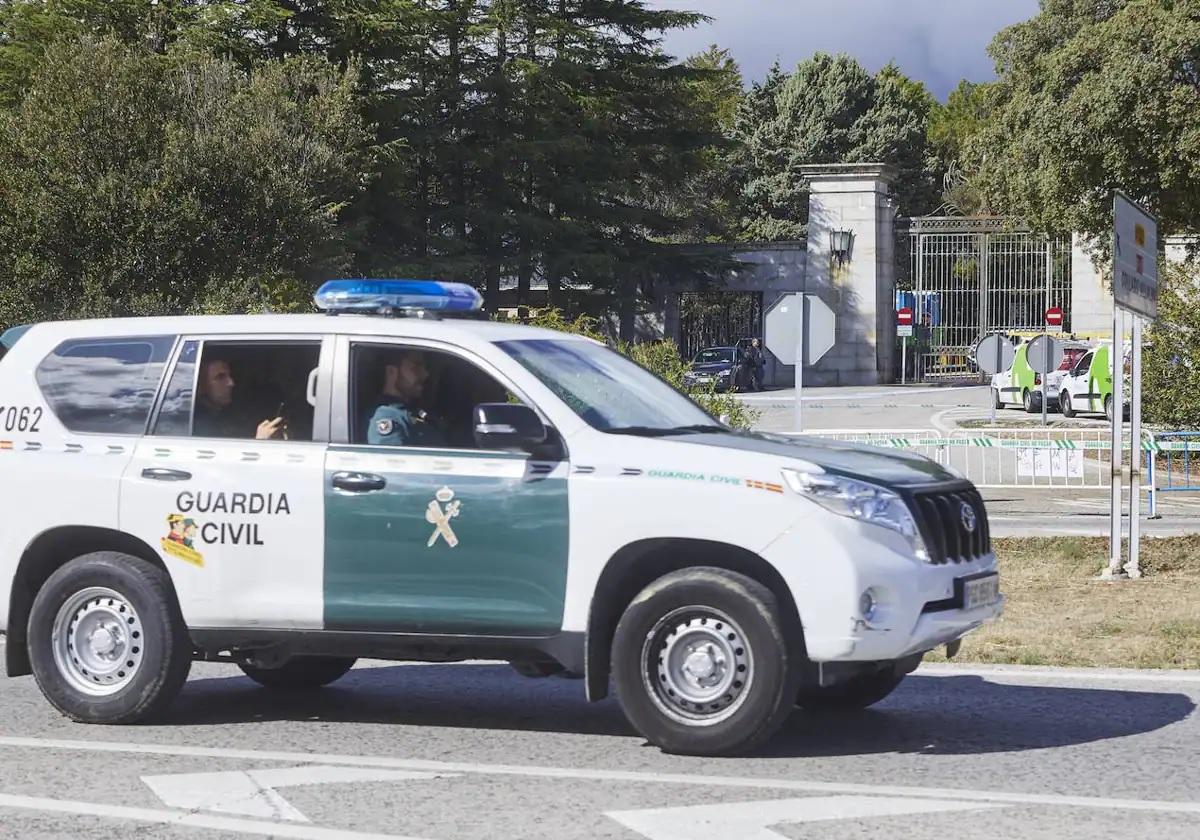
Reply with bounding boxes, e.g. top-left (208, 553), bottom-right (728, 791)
top-left (163, 665), bottom-right (1195, 757)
